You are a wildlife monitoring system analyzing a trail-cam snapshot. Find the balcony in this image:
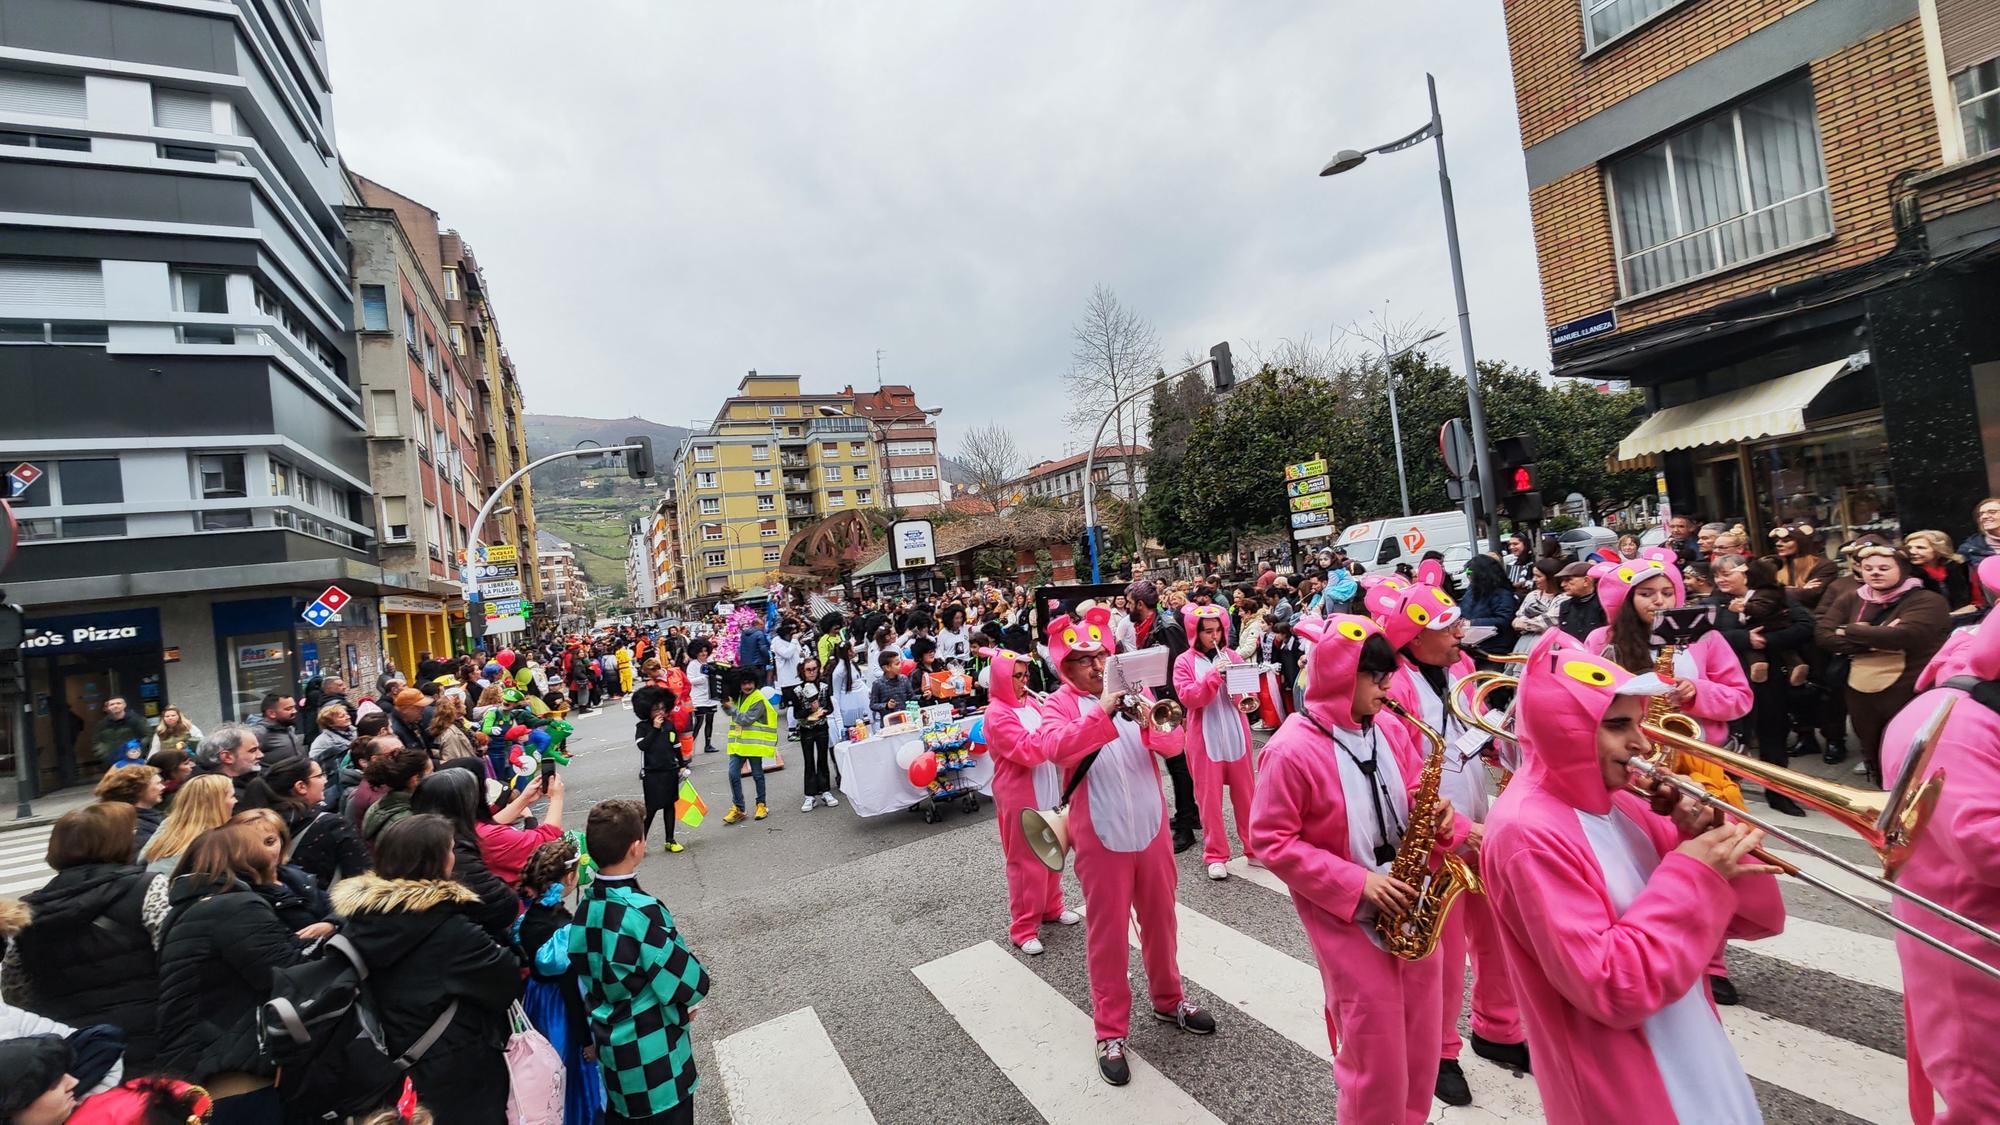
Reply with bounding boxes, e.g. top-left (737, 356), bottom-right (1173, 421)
top-left (782, 475), bottom-right (812, 492)
top-left (780, 453), bottom-right (808, 469)
top-left (786, 501), bottom-right (816, 519)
